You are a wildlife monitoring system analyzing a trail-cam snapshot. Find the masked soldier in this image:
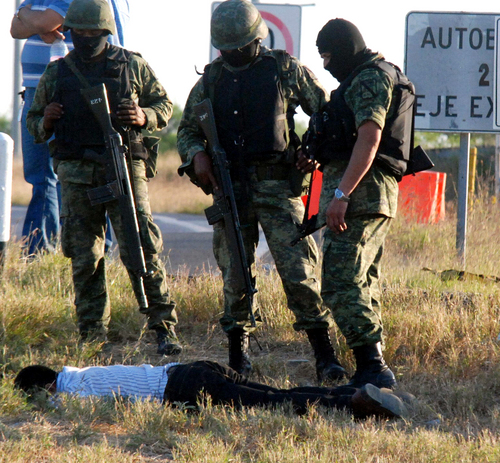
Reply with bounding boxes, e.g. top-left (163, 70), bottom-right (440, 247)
top-left (177, 0), bottom-right (345, 382)
top-left (26, 0), bottom-right (182, 356)
top-left (312, 19), bottom-right (417, 389)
